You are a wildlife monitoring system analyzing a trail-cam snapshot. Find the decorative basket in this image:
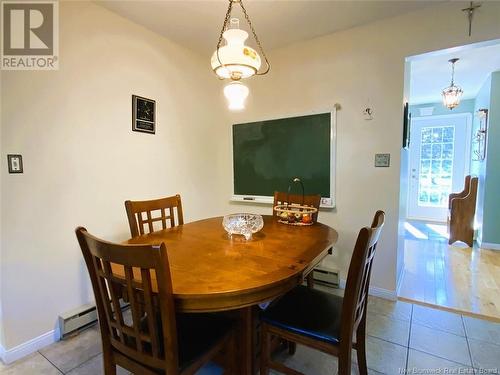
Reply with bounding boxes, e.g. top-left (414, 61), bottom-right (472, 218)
top-left (273, 178), bottom-right (318, 226)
